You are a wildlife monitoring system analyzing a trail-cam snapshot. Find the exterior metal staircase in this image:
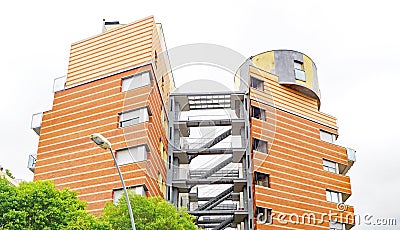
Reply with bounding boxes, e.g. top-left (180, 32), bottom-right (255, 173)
top-left (213, 216), bottom-right (234, 230)
top-left (194, 156), bottom-right (234, 179)
top-left (168, 92), bottom-right (253, 229)
top-left (188, 128), bottom-right (232, 162)
top-left (196, 186), bottom-right (234, 211)
top-left (201, 129), bottom-right (232, 149)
